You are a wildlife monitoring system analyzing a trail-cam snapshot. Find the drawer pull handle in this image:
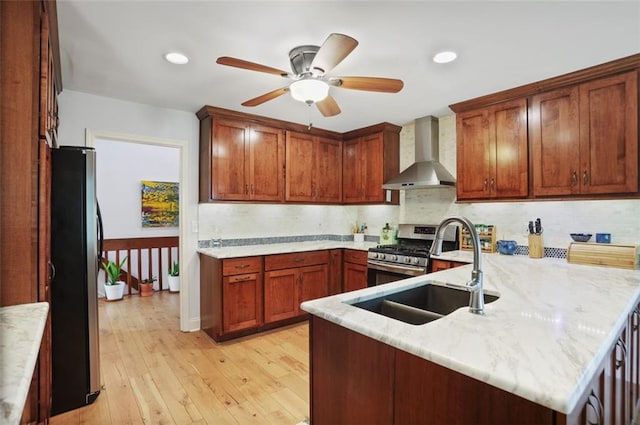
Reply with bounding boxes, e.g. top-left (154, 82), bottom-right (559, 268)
top-left (571, 171), bottom-right (578, 186)
top-left (235, 276), bottom-right (252, 282)
top-left (235, 264), bottom-right (250, 269)
top-left (294, 258), bottom-right (305, 263)
top-left (616, 337), bottom-right (627, 369)
top-left (586, 390), bottom-right (603, 425)
top-left (583, 170), bottom-right (589, 185)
